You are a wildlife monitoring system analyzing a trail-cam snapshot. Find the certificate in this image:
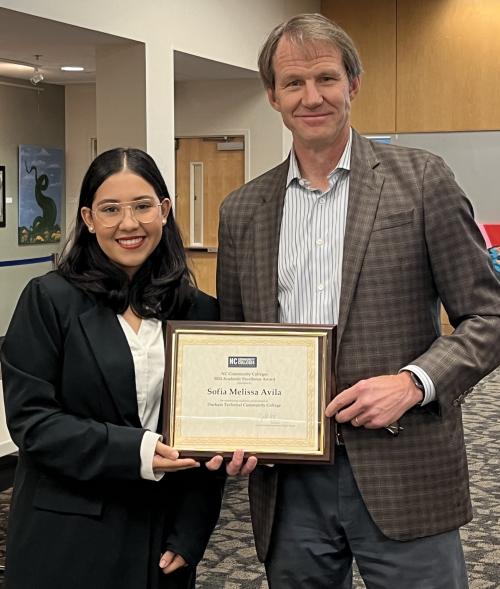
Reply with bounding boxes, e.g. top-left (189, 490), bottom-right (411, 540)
top-left (163, 322), bottom-right (335, 463)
